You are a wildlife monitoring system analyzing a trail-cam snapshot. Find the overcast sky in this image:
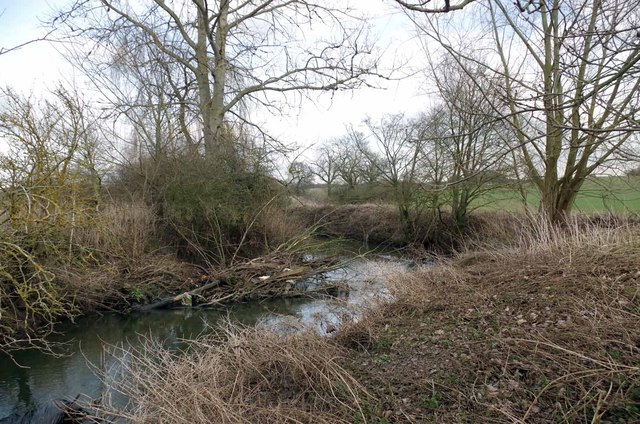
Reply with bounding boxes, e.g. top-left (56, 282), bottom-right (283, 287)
top-left (0, 0), bottom-right (433, 153)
